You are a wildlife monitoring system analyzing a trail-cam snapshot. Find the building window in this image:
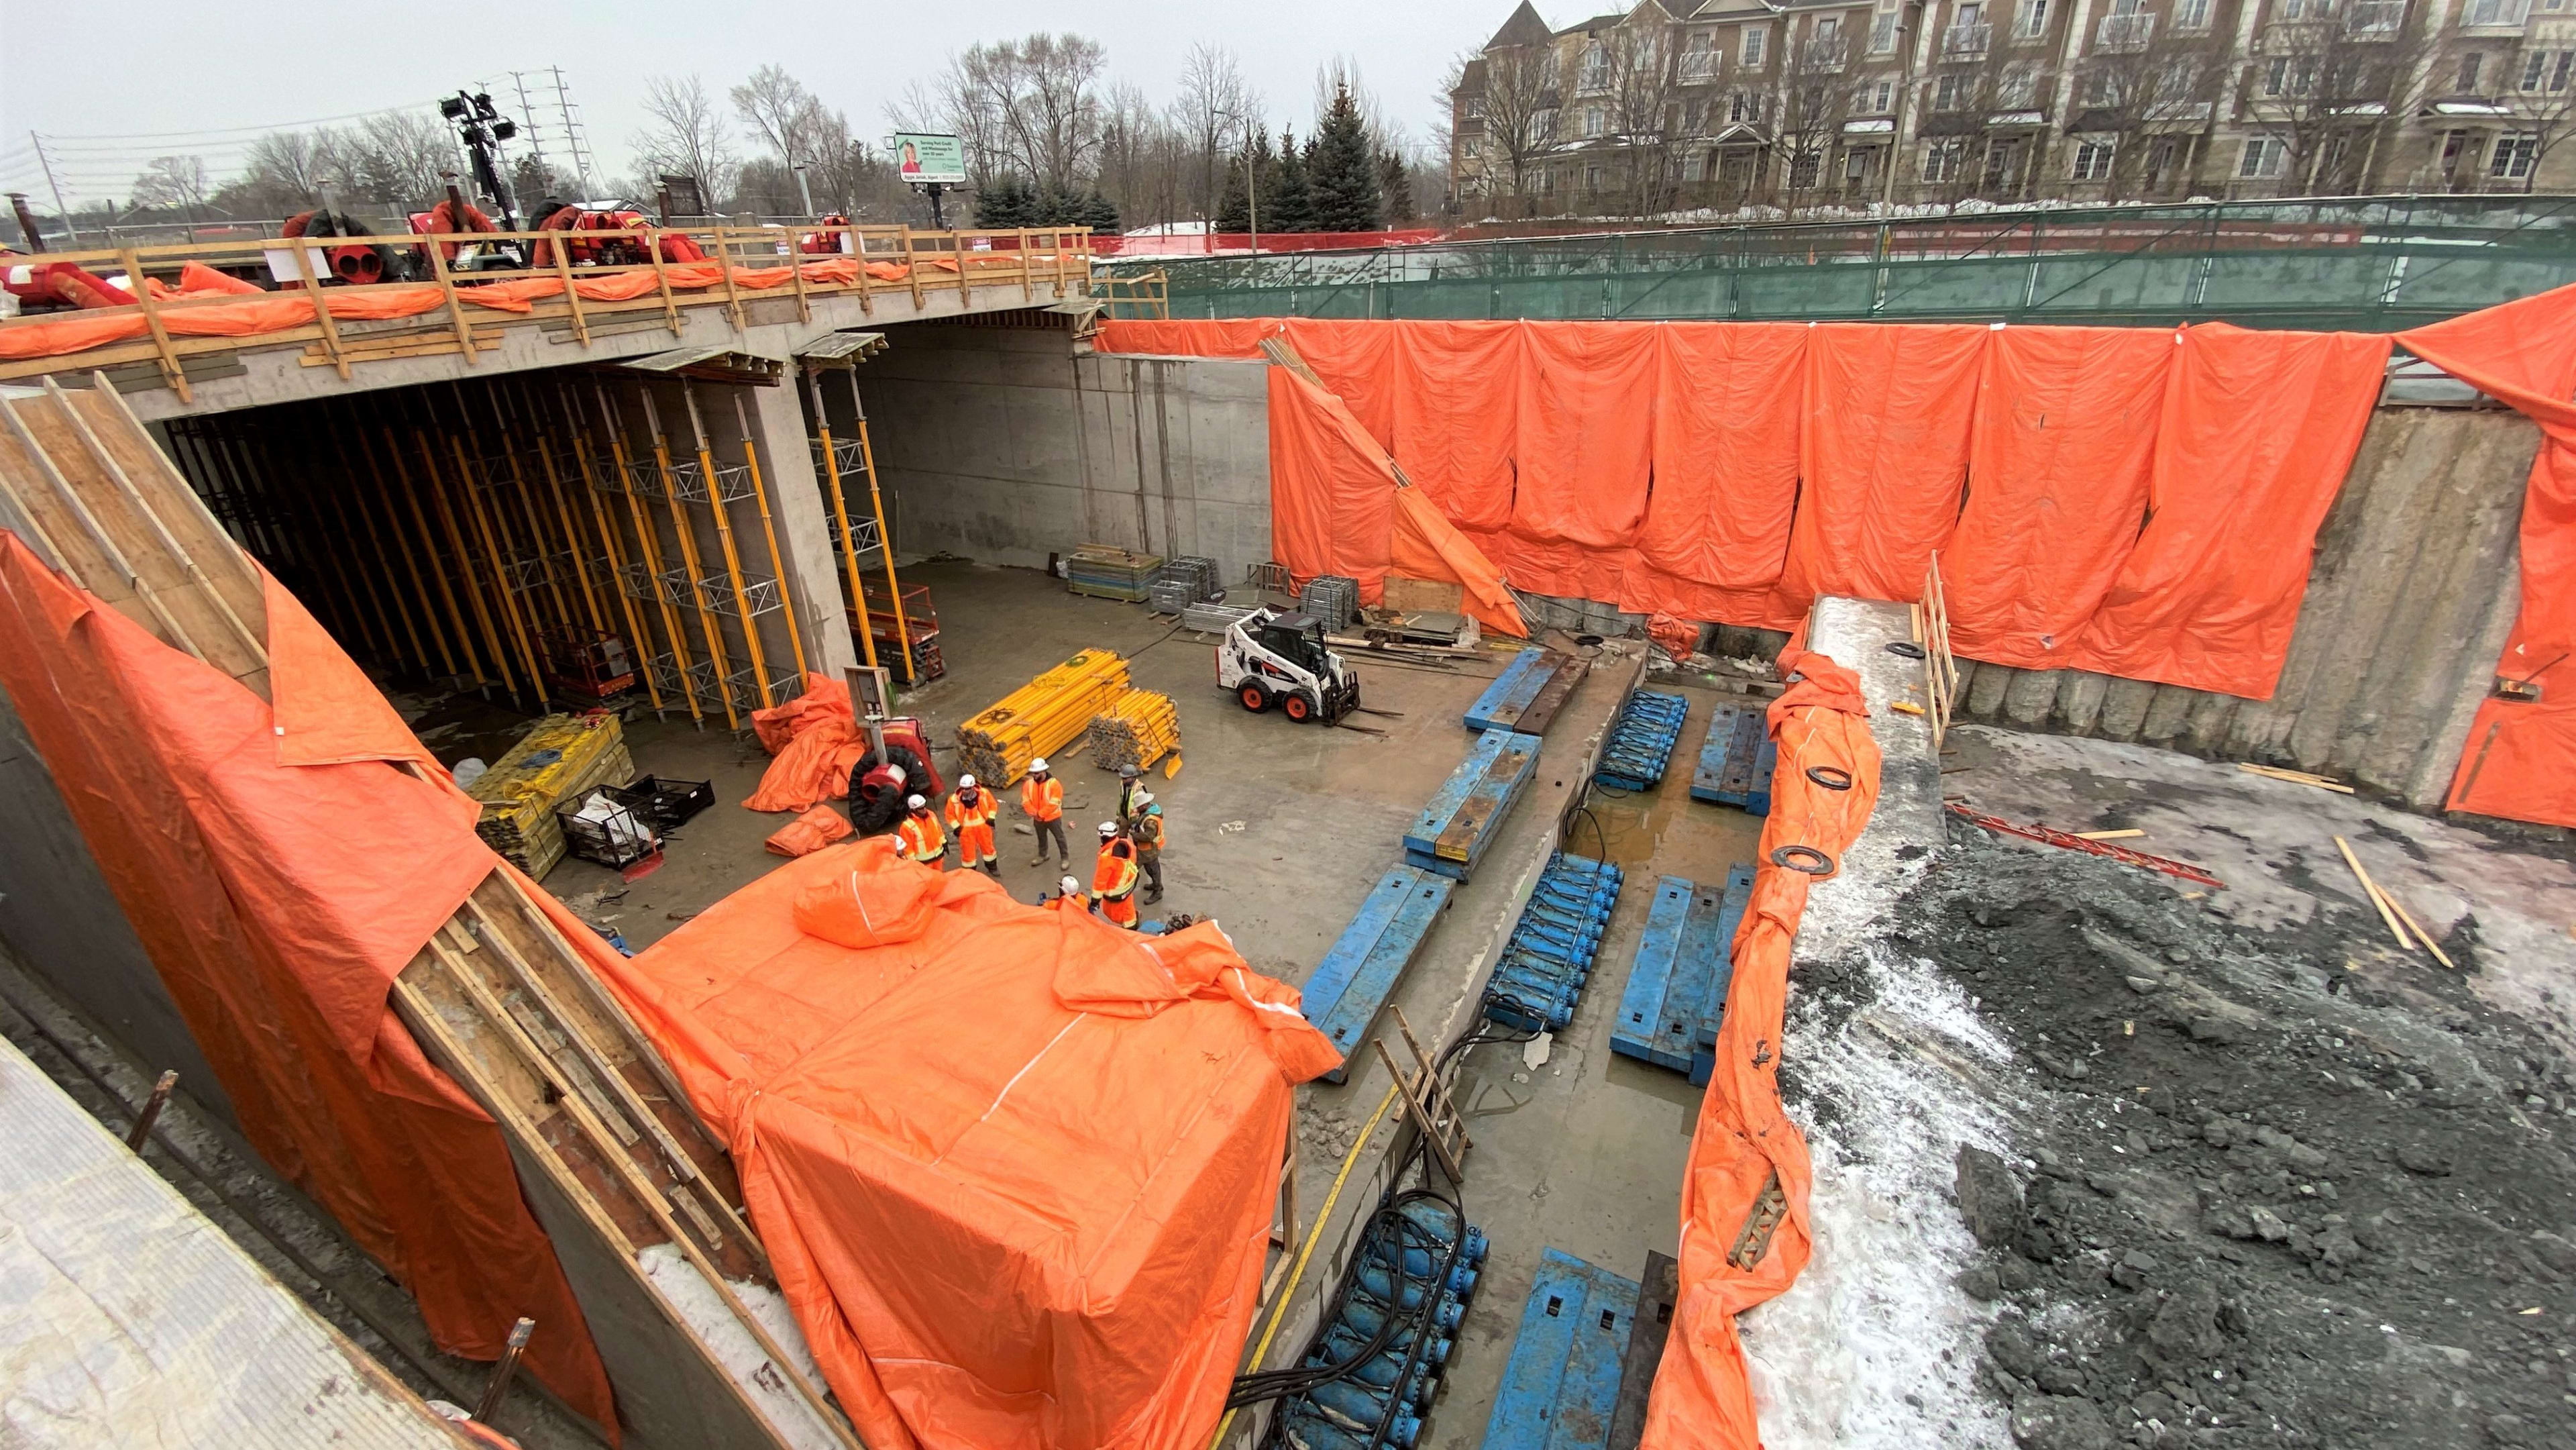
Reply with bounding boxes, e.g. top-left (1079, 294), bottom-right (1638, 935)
top-left (1870, 11), bottom-right (1898, 52)
top-left (1933, 72), bottom-right (1970, 110)
top-left (1728, 89), bottom-right (1760, 124)
top-left (2072, 139), bottom-right (2115, 179)
top-left (1463, 95), bottom-right (1487, 119)
top-left (2267, 56), bottom-right (2316, 96)
top-left (2460, 52), bottom-right (2486, 93)
top-left (1682, 32), bottom-right (1719, 83)
top-left (1537, 166), bottom-right (1557, 193)
top-left (1579, 44), bottom-right (1611, 93)
top-left (1923, 138), bottom-right (1967, 180)
top-left (2239, 137), bottom-right (2285, 178)
top-left (1683, 150), bottom-right (1708, 181)
top-left (2016, 0), bottom-right (2049, 37)
top-left (1846, 148), bottom-right (1874, 180)
top-left (1868, 80), bottom-right (1895, 113)
top-left (2522, 50), bottom-right (2575, 92)
top-left (1815, 15), bottom-right (1841, 48)
top-left (1789, 152), bottom-right (1822, 188)
top-left (2466, 0), bottom-right (2531, 24)
top-left (2492, 132), bottom-right (2540, 177)
top-left (1684, 96), bottom-right (1709, 130)
top-left (1583, 164), bottom-right (1606, 191)
top-left (1582, 105), bottom-right (1606, 138)
top-left (1998, 67), bottom-right (2038, 107)
top-left (1742, 25), bottom-right (1768, 67)
top-left (1534, 108), bottom-right (1557, 142)
top-left (2172, 0), bottom-right (2211, 25)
